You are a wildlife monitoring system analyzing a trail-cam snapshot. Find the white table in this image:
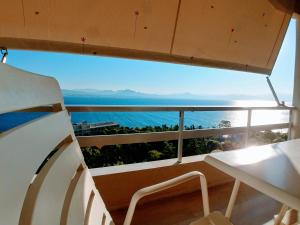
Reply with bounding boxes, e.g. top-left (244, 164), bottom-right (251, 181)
top-left (204, 139), bottom-right (300, 220)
